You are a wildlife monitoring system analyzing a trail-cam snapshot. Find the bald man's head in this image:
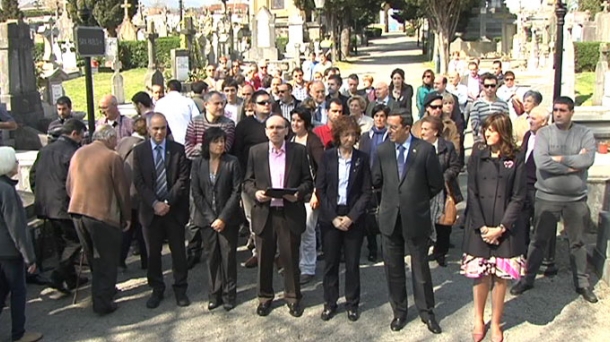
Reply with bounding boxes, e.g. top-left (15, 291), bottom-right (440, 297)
top-left (310, 81), bottom-right (326, 104)
top-left (265, 115), bottom-right (288, 145)
top-left (99, 94), bottom-right (119, 120)
top-left (529, 107), bottom-right (550, 134)
top-left (148, 113), bottom-right (168, 143)
top-left (375, 82), bottom-right (389, 100)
